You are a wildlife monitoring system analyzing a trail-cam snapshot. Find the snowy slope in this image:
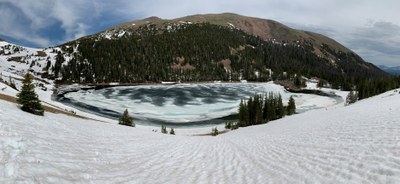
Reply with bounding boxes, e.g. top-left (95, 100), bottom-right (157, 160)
top-left (0, 41), bottom-right (59, 81)
top-left (1, 89), bottom-right (399, 183)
